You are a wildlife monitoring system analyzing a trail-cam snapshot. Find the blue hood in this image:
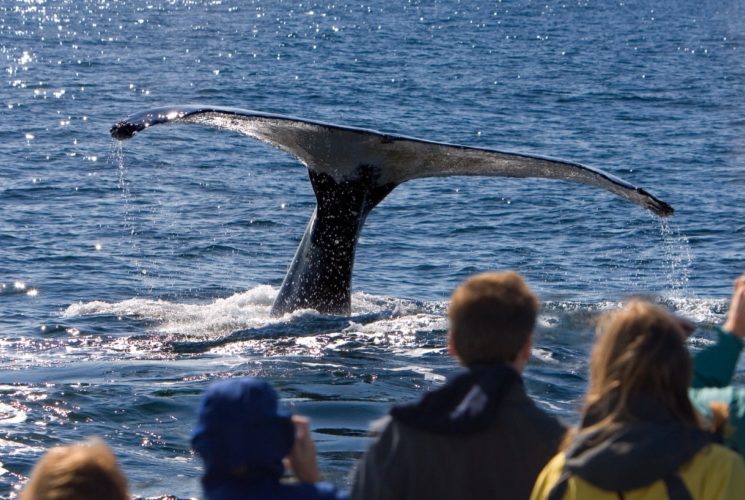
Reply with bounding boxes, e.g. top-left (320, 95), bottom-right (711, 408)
top-left (192, 378), bottom-right (295, 486)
